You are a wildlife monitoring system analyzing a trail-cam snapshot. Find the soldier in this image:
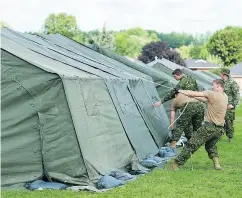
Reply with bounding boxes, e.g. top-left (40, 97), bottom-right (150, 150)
top-left (169, 93), bottom-right (204, 147)
top-left (153, 68), bottom-right (200, 147)
top-left (170, 79), bottom-right (228, 170)
top-left (159, 68), bottom-right (199, 104)
top-left (153, 93), bottom-right (204, 148)
top-left (220, 68), bottom-right (240, 142)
